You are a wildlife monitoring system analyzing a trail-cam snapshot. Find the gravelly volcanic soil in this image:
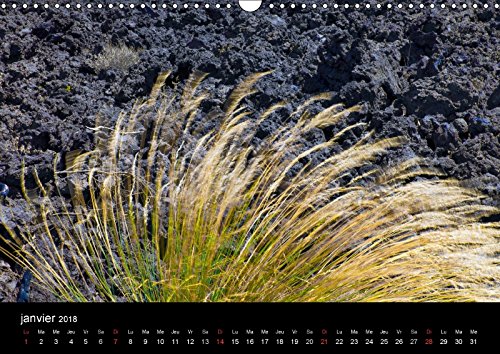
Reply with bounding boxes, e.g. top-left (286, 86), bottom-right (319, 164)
top-left (0, 1), bottom-right (498, 301)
